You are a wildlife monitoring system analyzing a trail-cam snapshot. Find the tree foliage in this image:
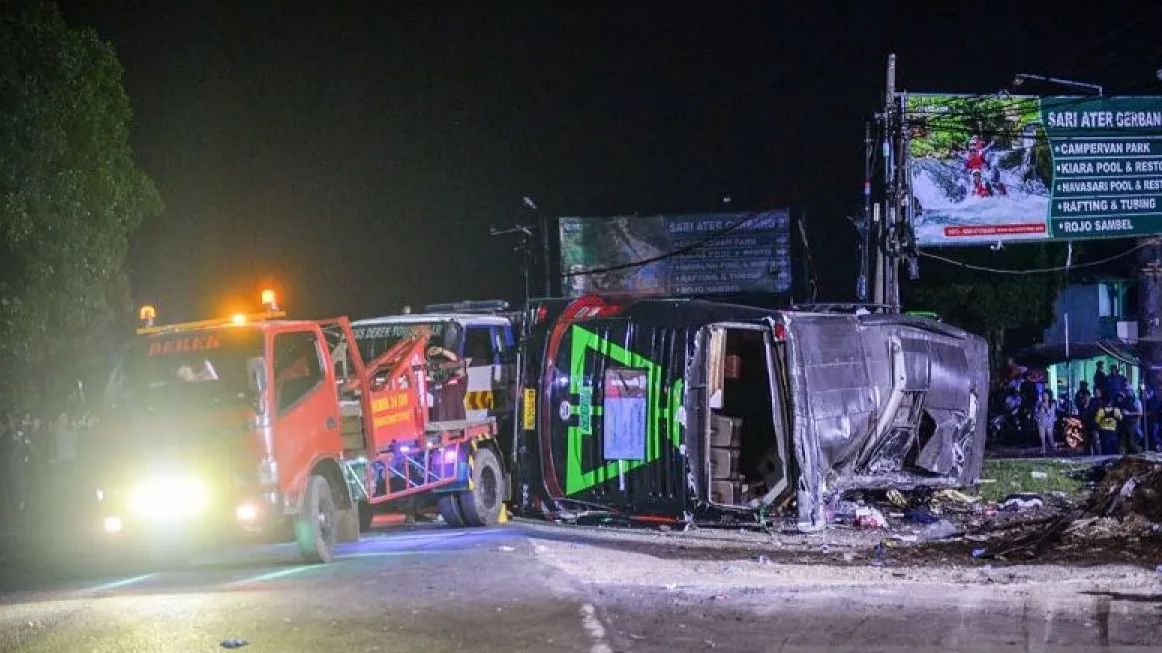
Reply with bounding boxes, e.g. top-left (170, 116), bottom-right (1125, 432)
top-left (903, 243), bottom-right (1068, 361)
top-left (0, 1), bottom-right (161, 413)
